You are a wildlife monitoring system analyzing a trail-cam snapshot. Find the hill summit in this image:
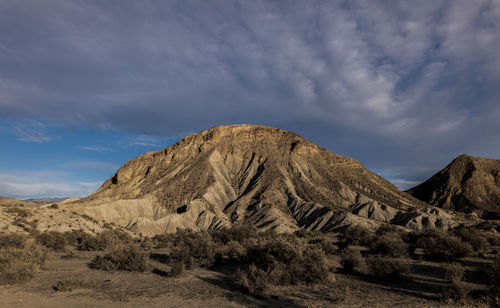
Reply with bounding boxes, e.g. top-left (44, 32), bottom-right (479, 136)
top-left (69, 125), bottom-right (456, 235)
top-left (407, 154), bottom-right (500, 219)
